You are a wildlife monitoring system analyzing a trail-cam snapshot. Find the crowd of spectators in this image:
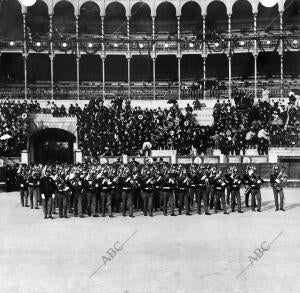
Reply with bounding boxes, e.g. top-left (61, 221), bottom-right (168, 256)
top-left (77, 96), bottom-right (205, 157)
top-left (0, 91), bottom-right (299, 158)
top-left (212, 91), bottom-right (300, 155)
top-left (0, 99), bottom-right (40, 156)
top-left (0, 99), bottom-right (76, 156)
